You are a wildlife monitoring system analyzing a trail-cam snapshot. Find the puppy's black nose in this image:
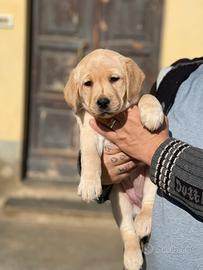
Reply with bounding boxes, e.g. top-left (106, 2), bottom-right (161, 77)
top-left (97, 97), bottom-right (110, 109)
